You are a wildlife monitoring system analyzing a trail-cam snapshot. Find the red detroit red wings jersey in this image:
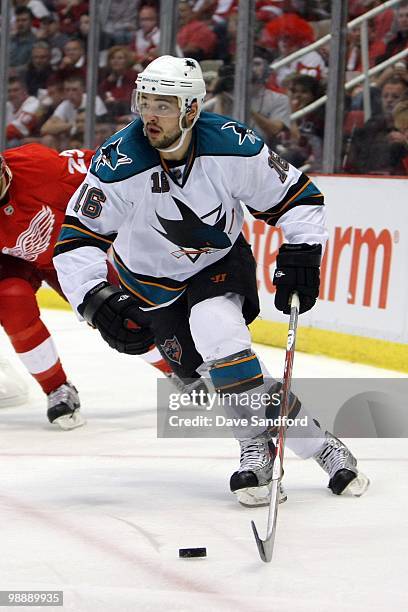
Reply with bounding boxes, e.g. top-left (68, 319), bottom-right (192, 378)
top-left (1, 144), bottom-right (94, 268)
